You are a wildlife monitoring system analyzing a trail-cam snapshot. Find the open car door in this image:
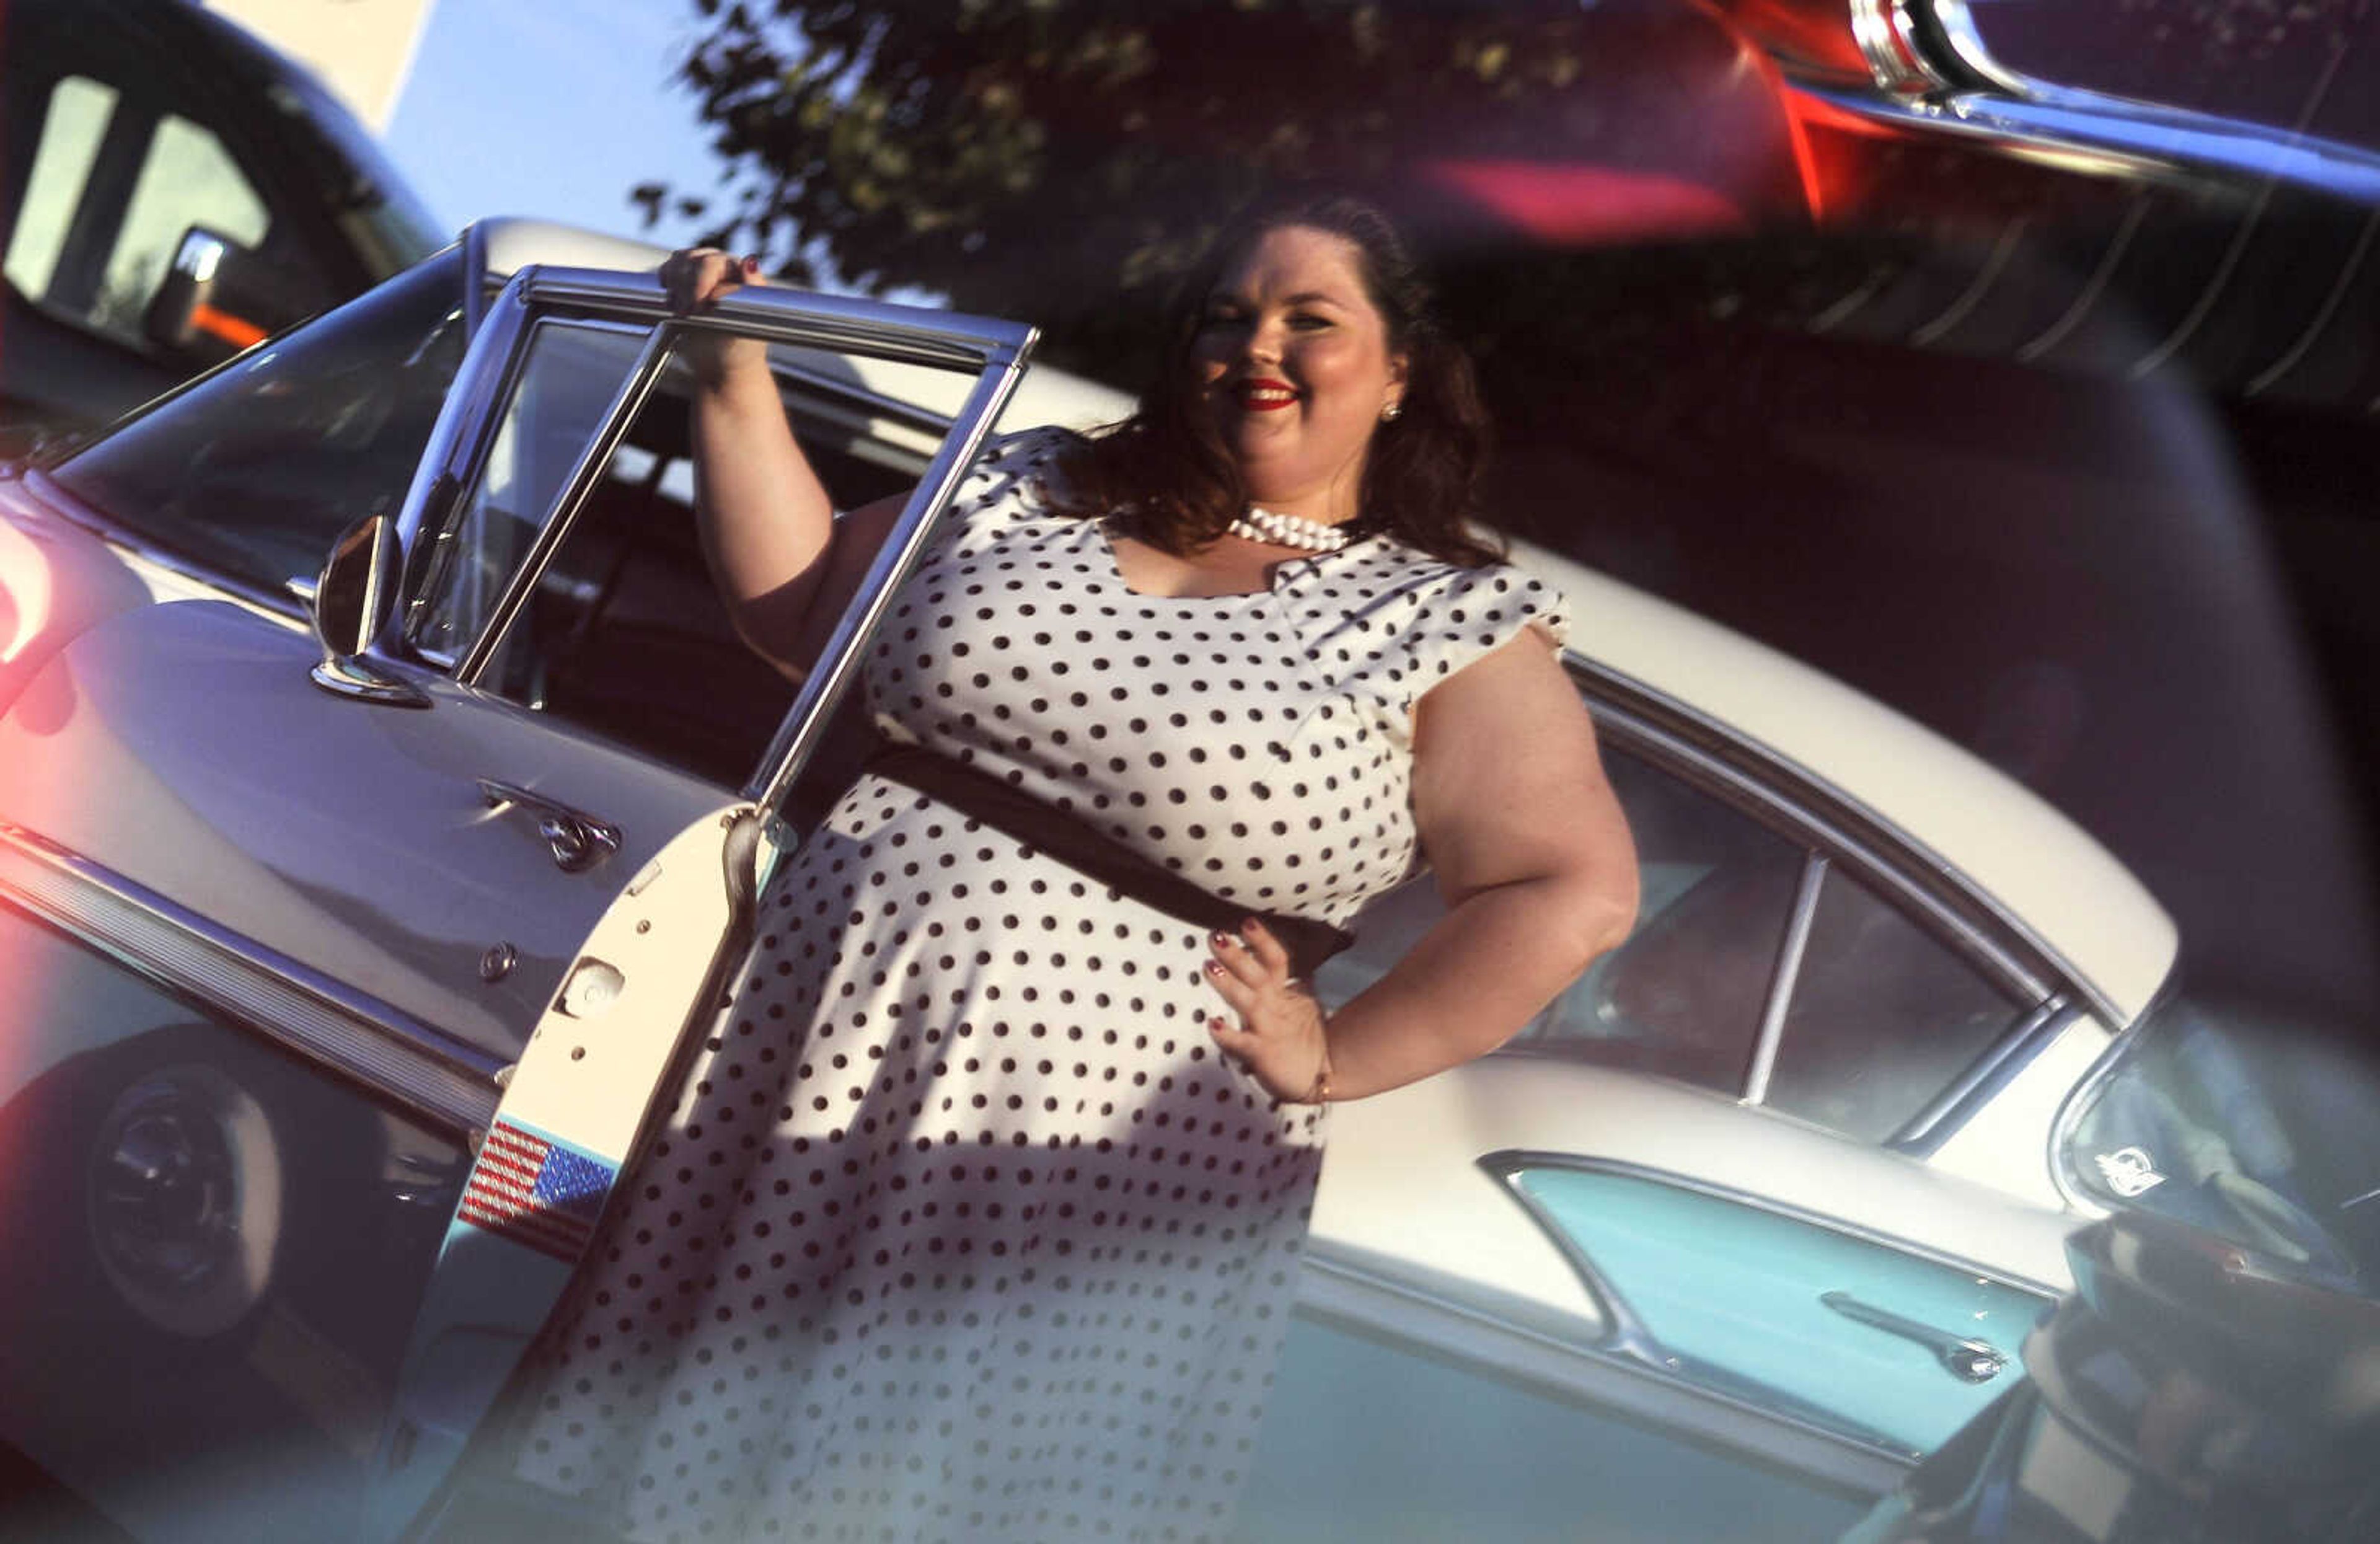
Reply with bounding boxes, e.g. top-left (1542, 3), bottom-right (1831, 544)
top-left (350, 270), bottom-right (1040, 1540)
top-left (0, 258), bottom-right (1034, 1543)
